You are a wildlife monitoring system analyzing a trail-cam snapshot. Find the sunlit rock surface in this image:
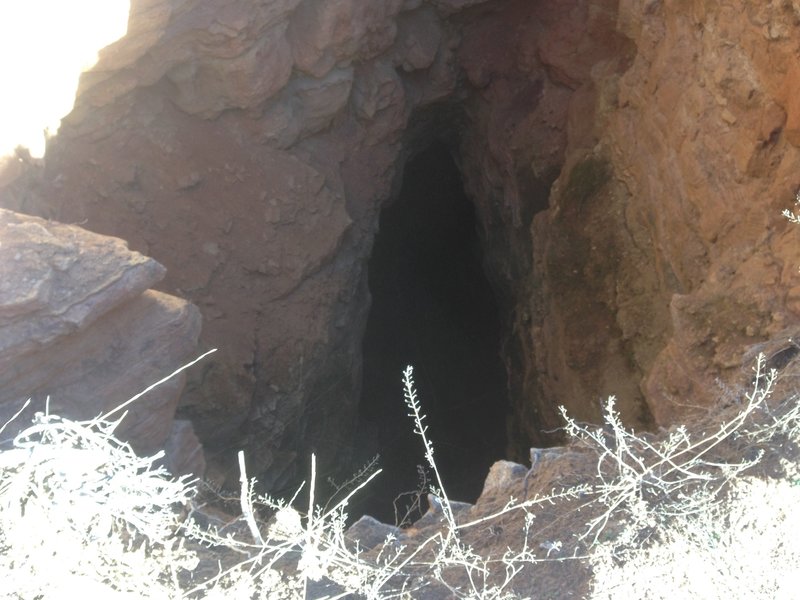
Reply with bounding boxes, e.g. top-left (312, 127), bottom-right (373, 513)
top-left (0, 209), bottom-right (202, 476)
